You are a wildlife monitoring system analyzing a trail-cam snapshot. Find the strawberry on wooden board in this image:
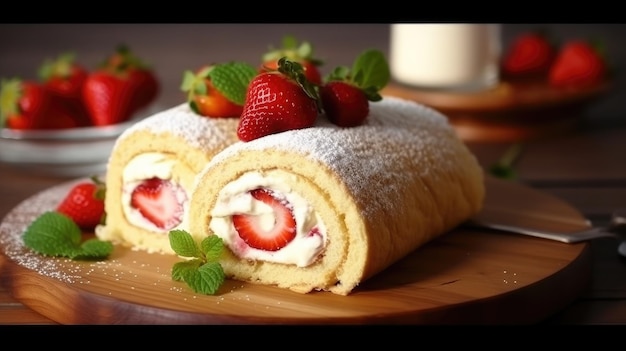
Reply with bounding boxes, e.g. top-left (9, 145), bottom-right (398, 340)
top-left (320, 49), bottom-right (390, 127)
top-left (130, 177), bottom-right (185, 231)
top-left (180, 62), bottom-right (257, 118)
top-left (0, 78), bottom-right (79, 130)
top-left (232, 188), bottom-right (296, 251)
top-left (56, 176), bottom-right (106, 232)
top-left (548, 40), bottom-right (608, 88)
top-left (38, 52), bottom-right (91, 127)
top-left (501, 30), bottom-right (556, 79)
top-left (260, 35), bottom-right (324, 85)
top-left (237, 58), bottom-right (321, 142)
